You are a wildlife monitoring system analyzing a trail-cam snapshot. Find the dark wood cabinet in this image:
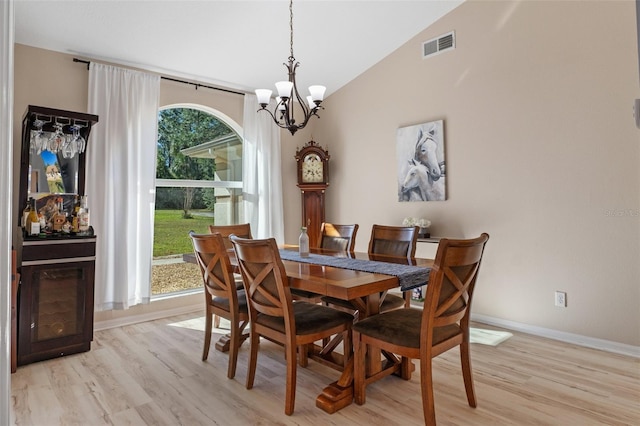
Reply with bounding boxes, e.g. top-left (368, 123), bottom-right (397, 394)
top-left (16, 106), bottom-right (99, 367)
top-left (18, 238), bottom-right (96, 366)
